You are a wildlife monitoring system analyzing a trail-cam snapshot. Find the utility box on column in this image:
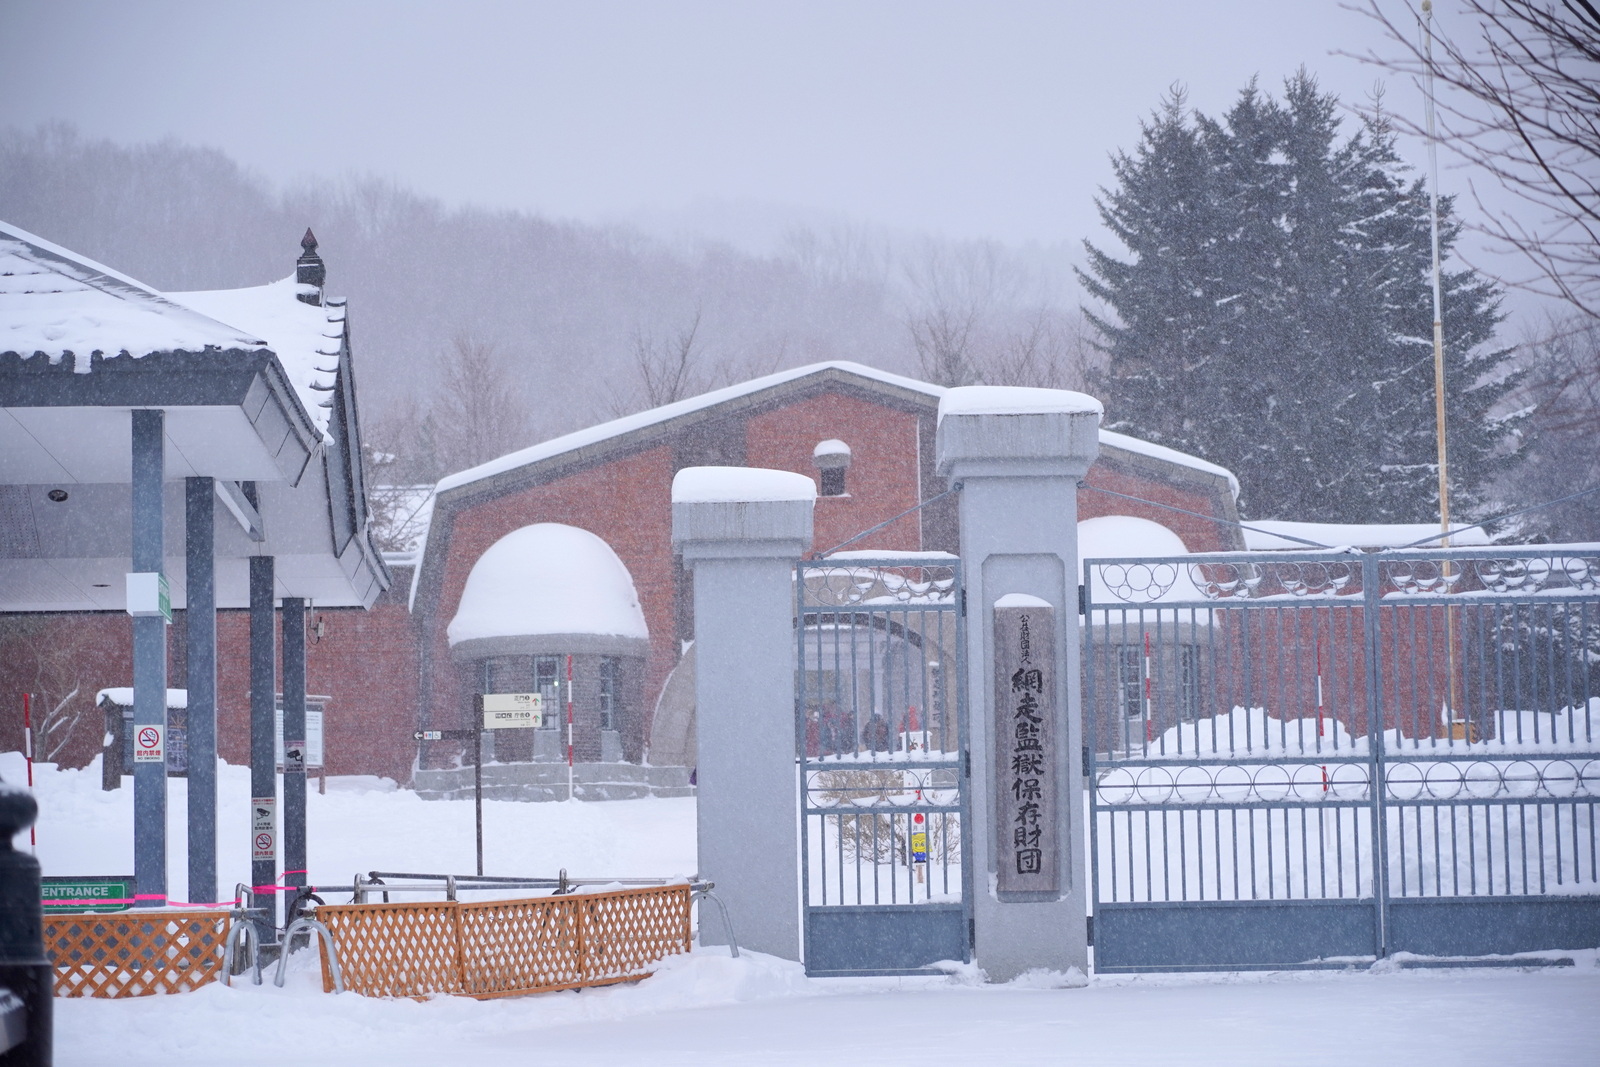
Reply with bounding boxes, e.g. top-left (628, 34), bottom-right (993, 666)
top-left (936, 386), bottom-right (1102, 981)
top-left (671, 466), bottom-right (815, 961)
